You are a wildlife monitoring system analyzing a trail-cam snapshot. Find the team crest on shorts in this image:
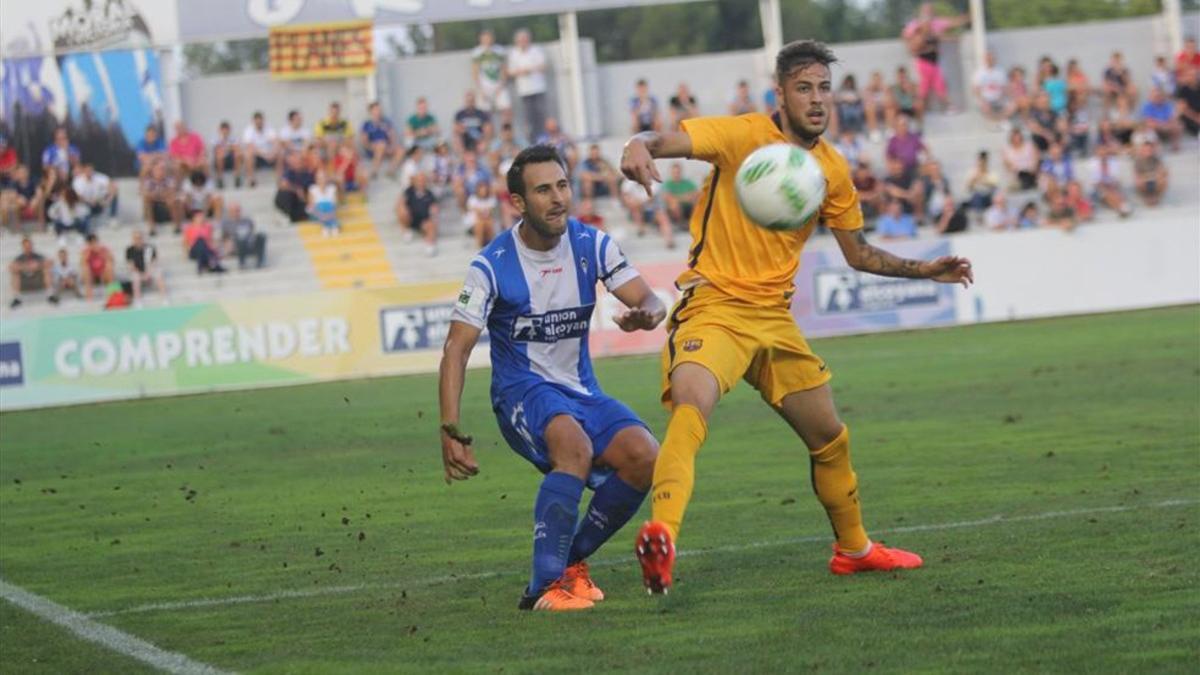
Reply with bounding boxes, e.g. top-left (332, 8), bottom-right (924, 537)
top-left (682, 339), bottom-right (703, 352)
